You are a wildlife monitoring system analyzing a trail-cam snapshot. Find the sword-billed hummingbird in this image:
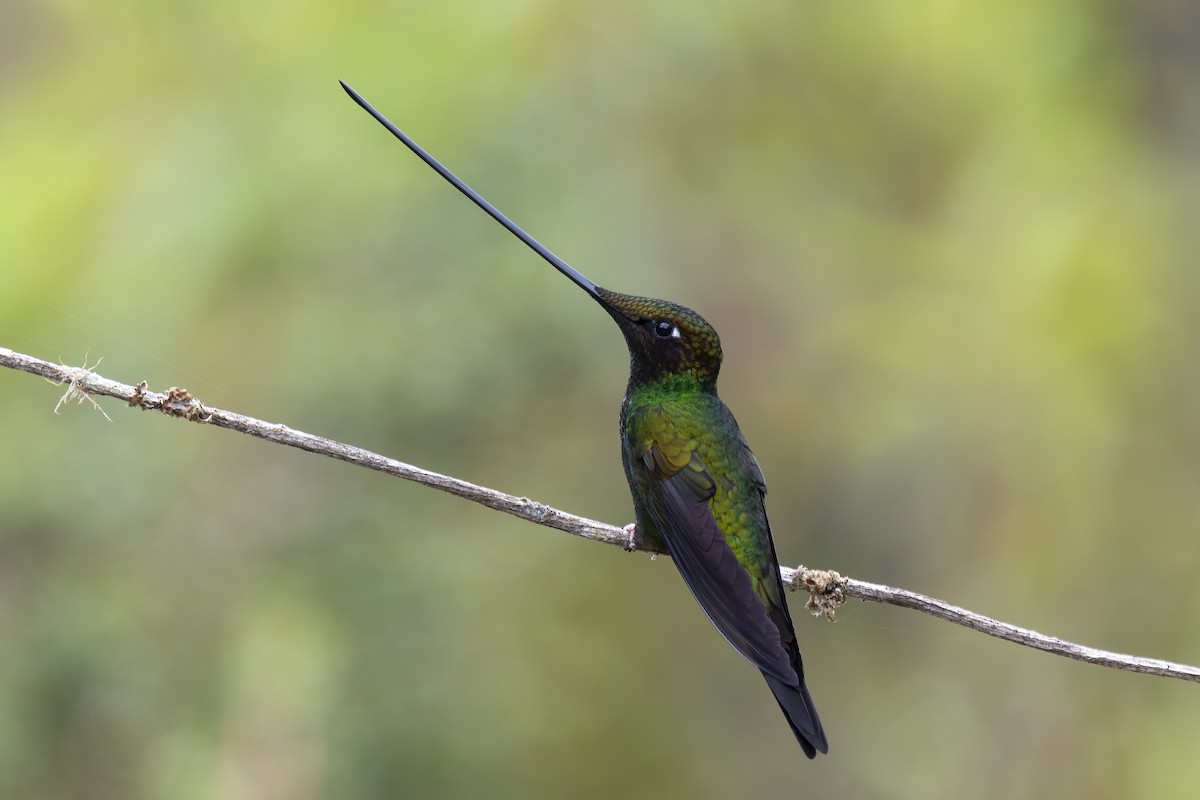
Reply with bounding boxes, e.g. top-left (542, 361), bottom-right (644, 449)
top-left (340, 81), bottom-right (828, 758)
